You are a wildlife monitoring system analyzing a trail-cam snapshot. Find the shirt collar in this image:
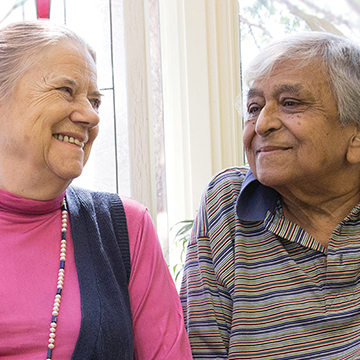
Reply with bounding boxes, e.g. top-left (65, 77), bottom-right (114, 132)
top-left (236, 169), bottom-right (280, 221)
